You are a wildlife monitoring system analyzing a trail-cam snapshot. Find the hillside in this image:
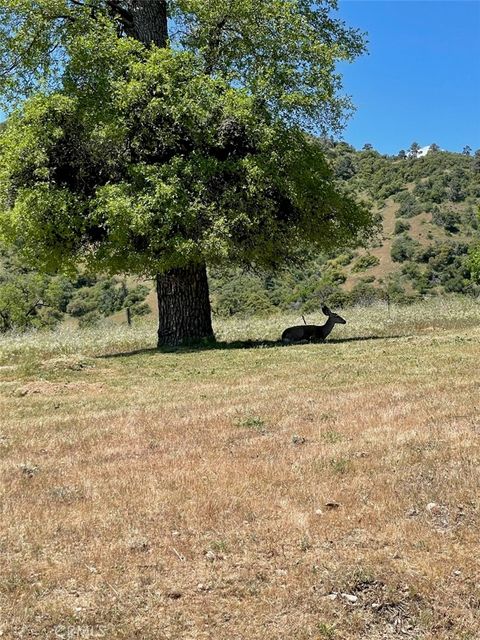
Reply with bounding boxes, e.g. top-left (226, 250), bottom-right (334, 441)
top-left (334, 144), bottom-right (480, 293)
top-left (208, 145), bottom-right (480, 316)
